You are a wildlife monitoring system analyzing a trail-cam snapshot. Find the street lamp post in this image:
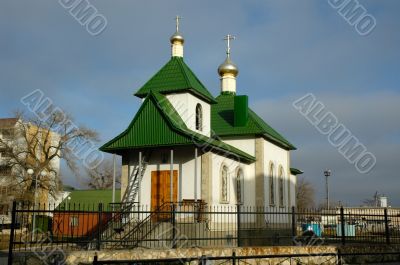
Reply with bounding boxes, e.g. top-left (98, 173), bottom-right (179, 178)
top-left (324, 169), bottom-right (331, 210)
top-left (30, 169), bottom-right (47, 241)
top-left (27, 169), bottom-right (34, 240)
